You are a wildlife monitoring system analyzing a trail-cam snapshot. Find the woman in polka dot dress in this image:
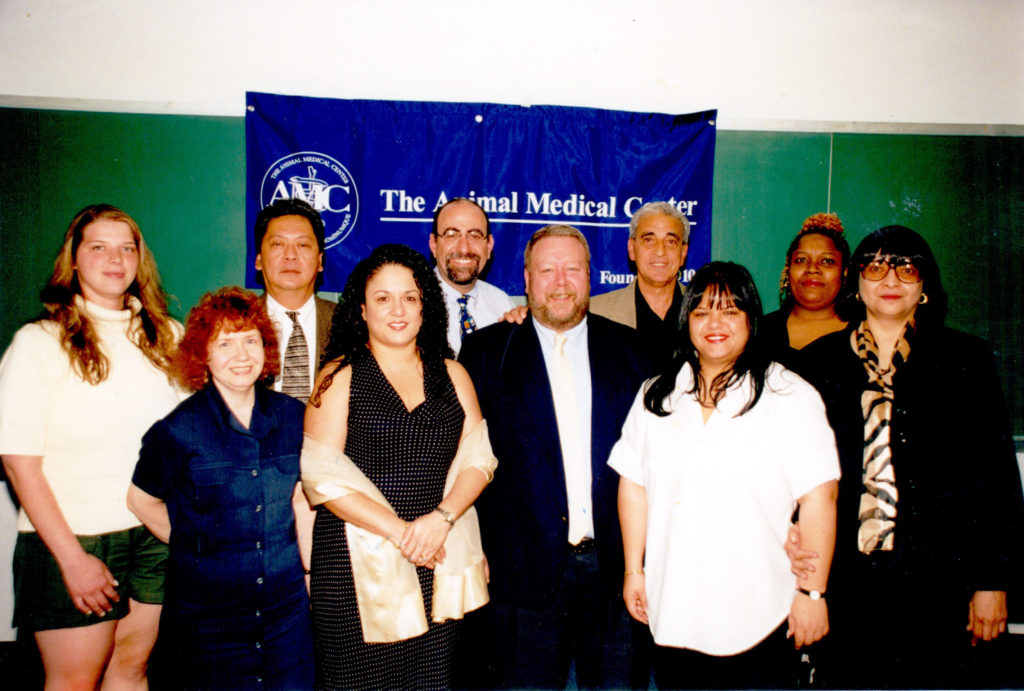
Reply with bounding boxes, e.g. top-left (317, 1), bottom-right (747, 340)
top-left (304, 244), bottom-right (490, 690)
